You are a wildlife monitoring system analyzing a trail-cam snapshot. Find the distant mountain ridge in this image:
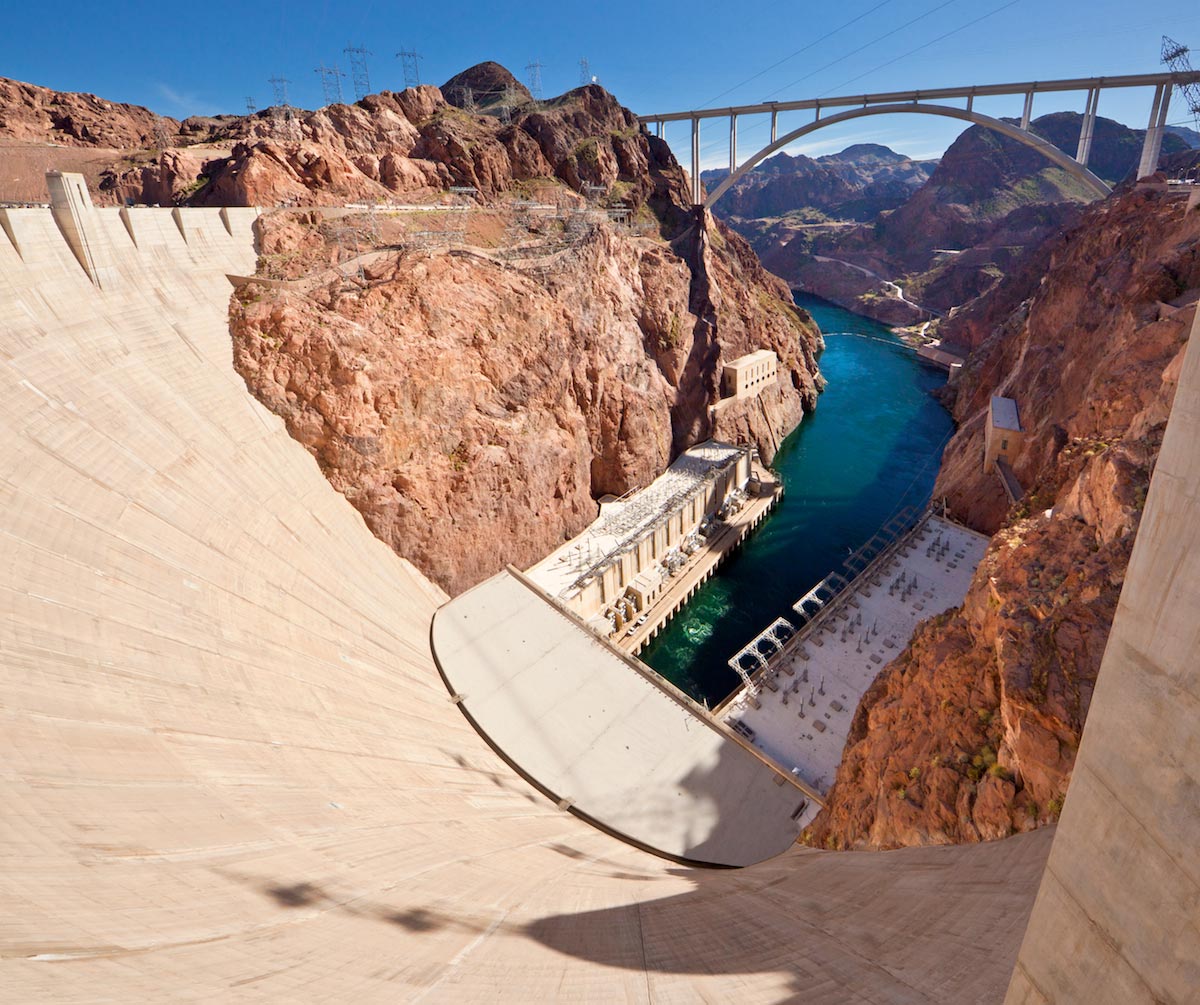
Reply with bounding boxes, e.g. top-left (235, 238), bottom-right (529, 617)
top-left (717, 110), bottom-right (1190, 326)
top-left (1165, 123), bottom-right (1200, 148)
top-left (701, 142), bottom-right (936, 222)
